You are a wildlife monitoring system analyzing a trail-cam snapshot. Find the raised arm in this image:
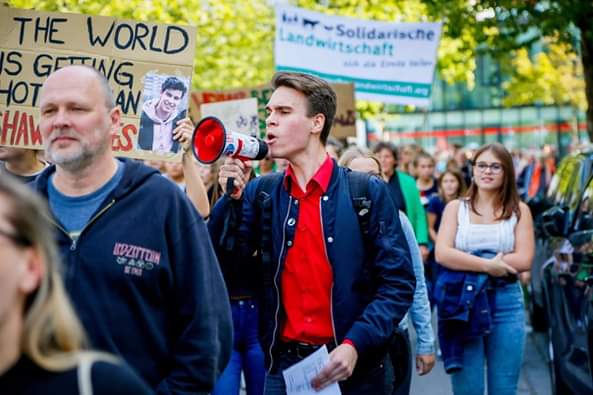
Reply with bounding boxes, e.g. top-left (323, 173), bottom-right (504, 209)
top-left (173, 118), bottom-right (211, 218)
